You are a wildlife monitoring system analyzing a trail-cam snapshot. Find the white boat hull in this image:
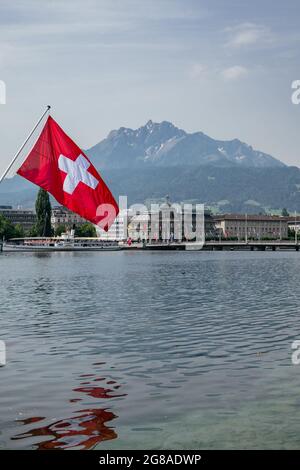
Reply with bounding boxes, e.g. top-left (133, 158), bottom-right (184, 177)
top-left (3, 244), bottom-right (121, 252)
